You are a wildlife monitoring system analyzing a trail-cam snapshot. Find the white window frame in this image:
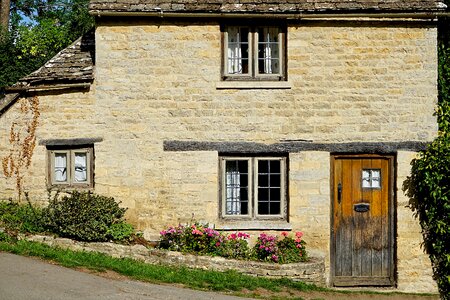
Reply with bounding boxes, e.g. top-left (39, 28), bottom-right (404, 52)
top-left (220, 156), bottom-right (286, 220)
top-left (48, 146), bottom-right (93, 188)
top-left (222, 25), bottom-right (286, 81)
